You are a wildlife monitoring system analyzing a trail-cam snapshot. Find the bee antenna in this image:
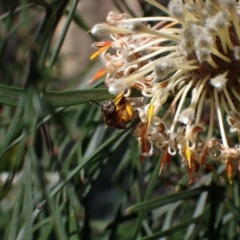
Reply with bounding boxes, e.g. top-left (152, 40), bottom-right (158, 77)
top-left (90, 100), bottom-right (102, 107)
